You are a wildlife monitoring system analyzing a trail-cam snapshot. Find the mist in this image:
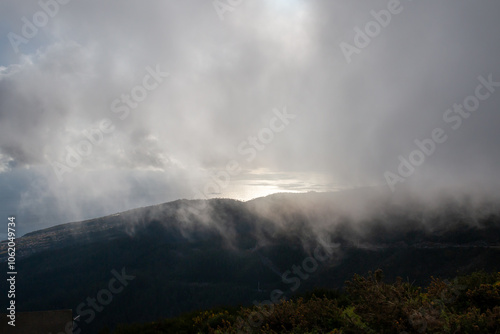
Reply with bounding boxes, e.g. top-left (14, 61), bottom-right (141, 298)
top-left (1, 0), bottom-right (500, 236)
